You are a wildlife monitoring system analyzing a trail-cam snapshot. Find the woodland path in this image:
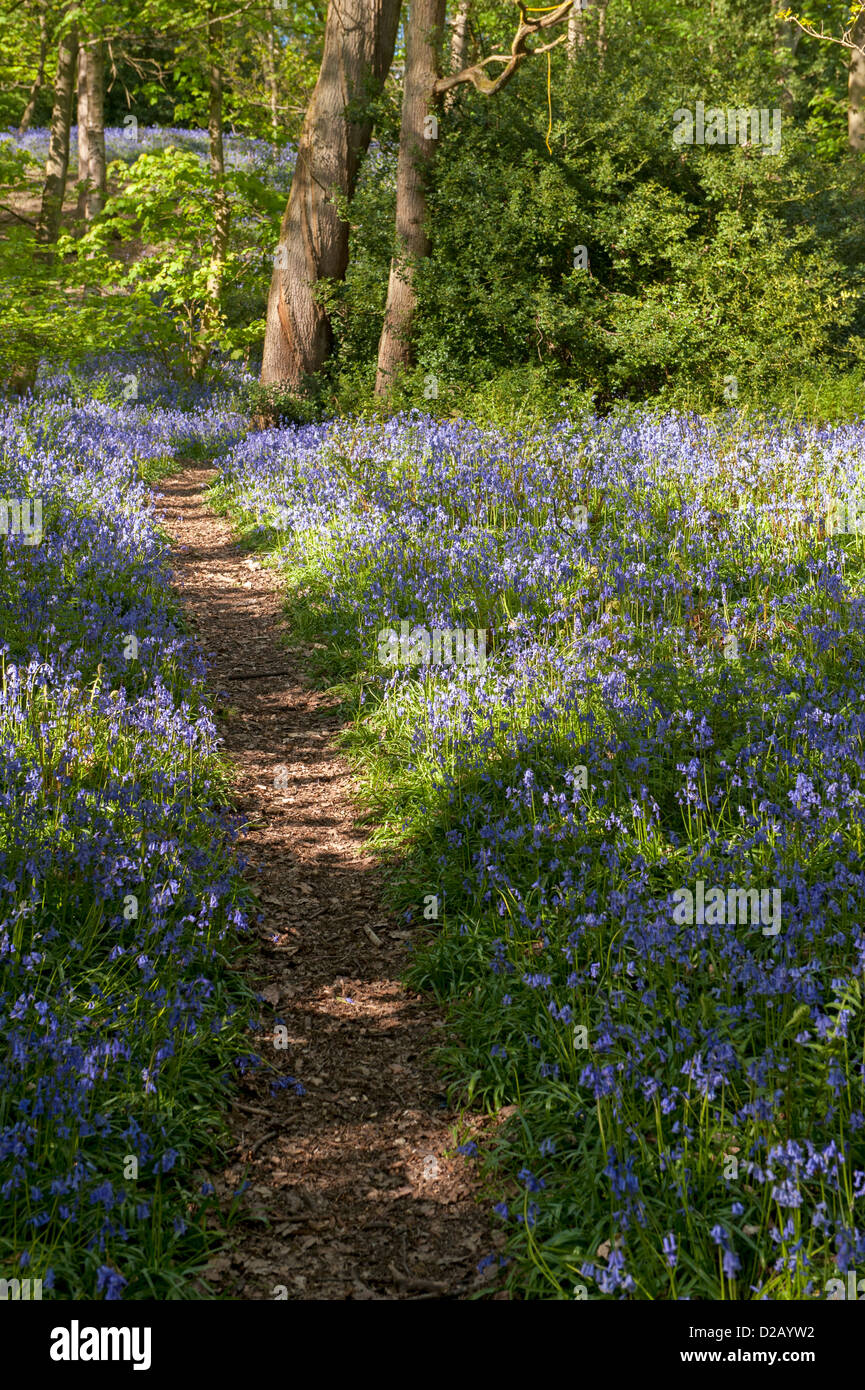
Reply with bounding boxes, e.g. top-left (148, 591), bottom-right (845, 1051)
top-left (156, 467), bottom-right (496, 1300)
